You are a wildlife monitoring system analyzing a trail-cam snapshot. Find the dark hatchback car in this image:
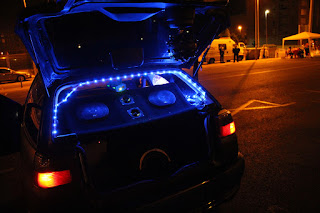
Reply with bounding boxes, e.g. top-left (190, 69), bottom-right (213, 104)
top-left (1, 0), bottom-right (244, 212)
